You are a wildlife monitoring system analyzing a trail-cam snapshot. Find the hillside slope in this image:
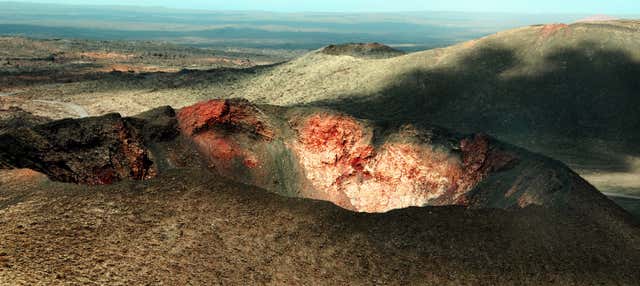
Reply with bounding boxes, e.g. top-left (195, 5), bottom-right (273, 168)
top-left (238, 20), bottom-right (640, 139)
top-left (1, 167), bottom-right (638, 285)
top-left (228, 20), bottom-right (640, 196)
